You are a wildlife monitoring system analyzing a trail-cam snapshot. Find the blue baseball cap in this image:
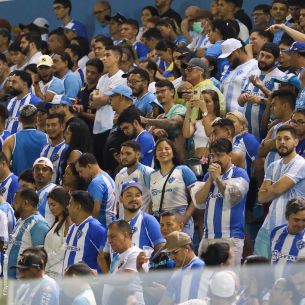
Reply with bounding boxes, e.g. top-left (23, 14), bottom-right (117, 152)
top-left (47, 95), bottom-right (73, 108)
top-left (105, 85), bottom-right (133, 100)
top-left (272, 73), bottom-right (301, 90)
top-left (150, 99), bottom-right (164, 110)
top-left (120, 180), bottom-right (143, 195)
top-left (64, 20), bottom-right (87, 39)
top-left (284, 41), bottom-right (305, 53)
